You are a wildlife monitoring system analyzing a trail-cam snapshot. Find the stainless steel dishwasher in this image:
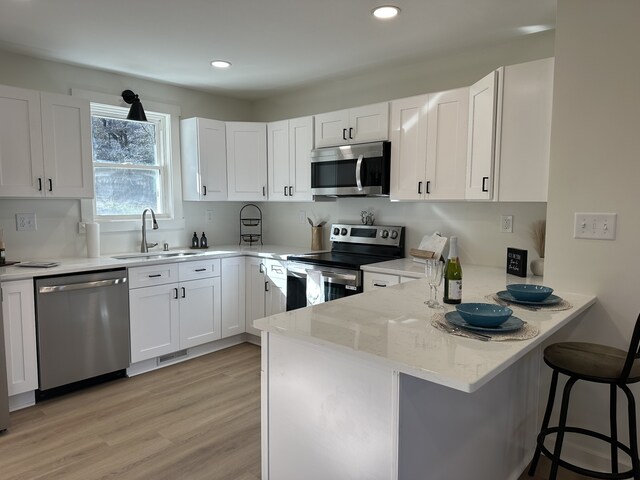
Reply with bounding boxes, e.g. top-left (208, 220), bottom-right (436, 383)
top-left (35, 268), bottom-right (130, 397)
